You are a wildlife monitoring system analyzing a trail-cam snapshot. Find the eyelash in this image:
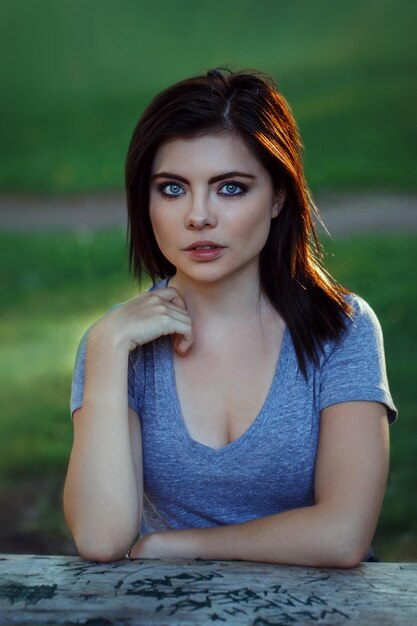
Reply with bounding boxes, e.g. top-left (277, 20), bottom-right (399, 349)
top-left (220, 182), bottom-right (248, 197)
top-left (157, 181), bottom-right (248, 198)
